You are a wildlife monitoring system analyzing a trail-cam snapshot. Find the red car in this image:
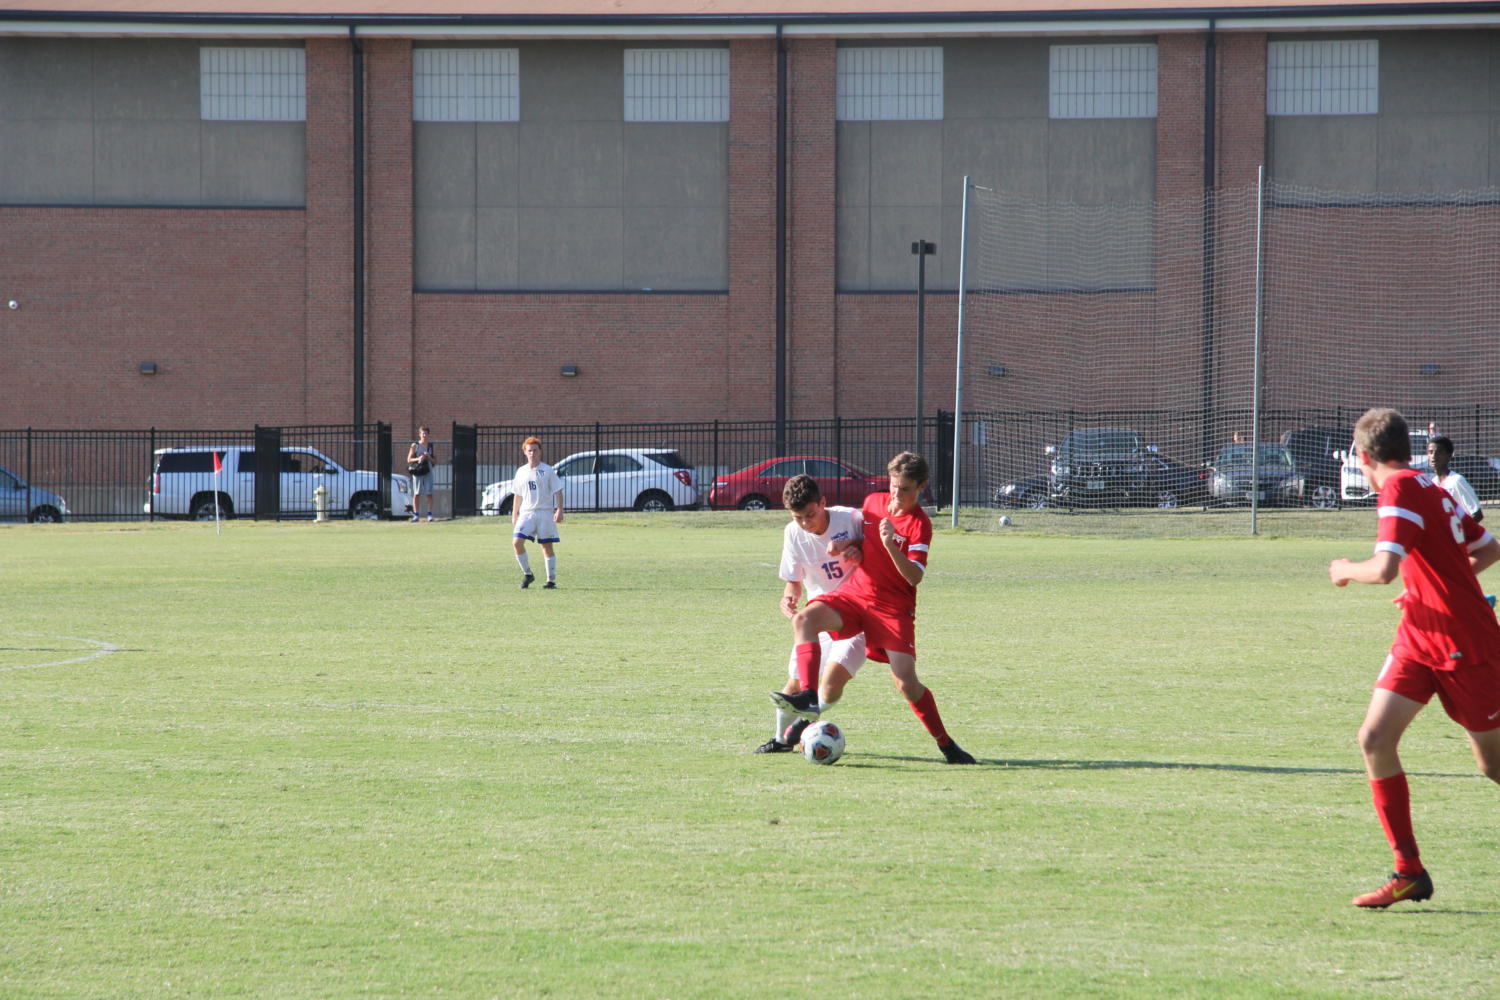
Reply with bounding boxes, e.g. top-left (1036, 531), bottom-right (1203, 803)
top-left (710, 456), bottom-right (883, 510)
